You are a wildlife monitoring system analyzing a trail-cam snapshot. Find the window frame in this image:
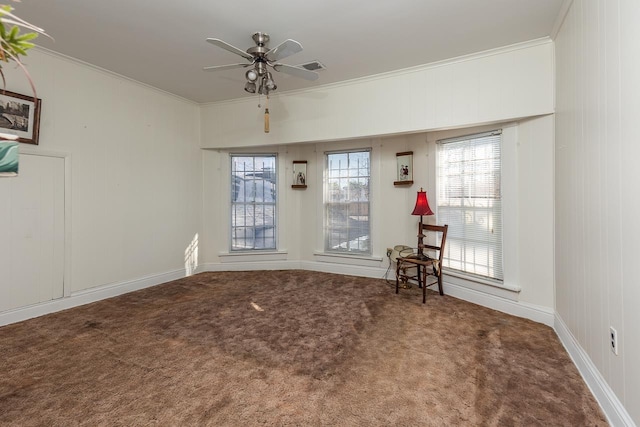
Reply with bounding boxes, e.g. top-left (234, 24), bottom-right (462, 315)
top-left (436, 130), bottom-right (503, 281)
top-left (229, 153), bottom-right (278, 252)
top-left (323, 148), bottom-right (372, 255)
